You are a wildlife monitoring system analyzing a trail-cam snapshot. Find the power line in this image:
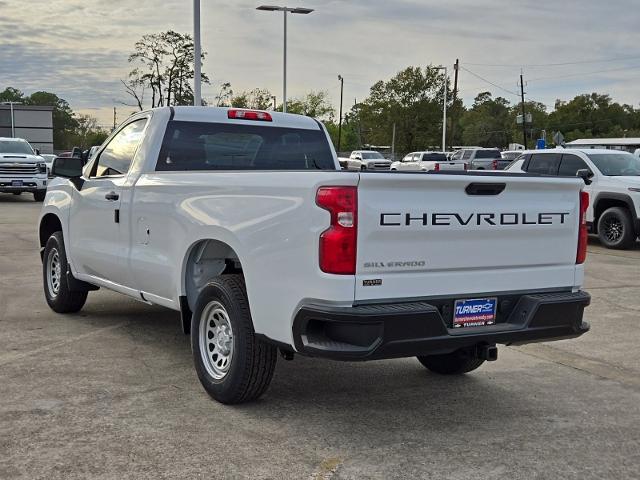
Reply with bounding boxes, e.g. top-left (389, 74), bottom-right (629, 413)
top-left (459, 66), bottom-right (520, 97)
top-left (462, 55), bottom-right (640, 68)
top-left (528, 64), bottom-right (640, 83)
